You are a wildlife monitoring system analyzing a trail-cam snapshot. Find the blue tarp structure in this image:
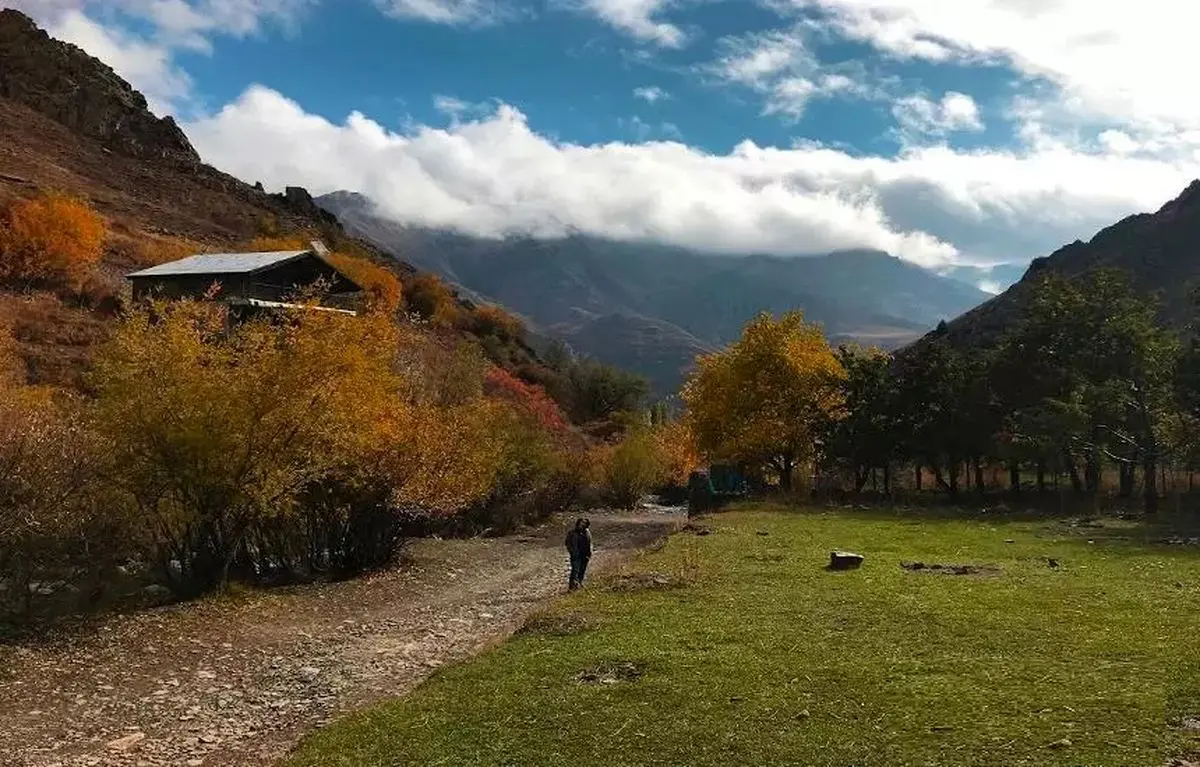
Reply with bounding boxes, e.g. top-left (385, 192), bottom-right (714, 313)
top-left (688, 464), bottom-right (749, 515)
